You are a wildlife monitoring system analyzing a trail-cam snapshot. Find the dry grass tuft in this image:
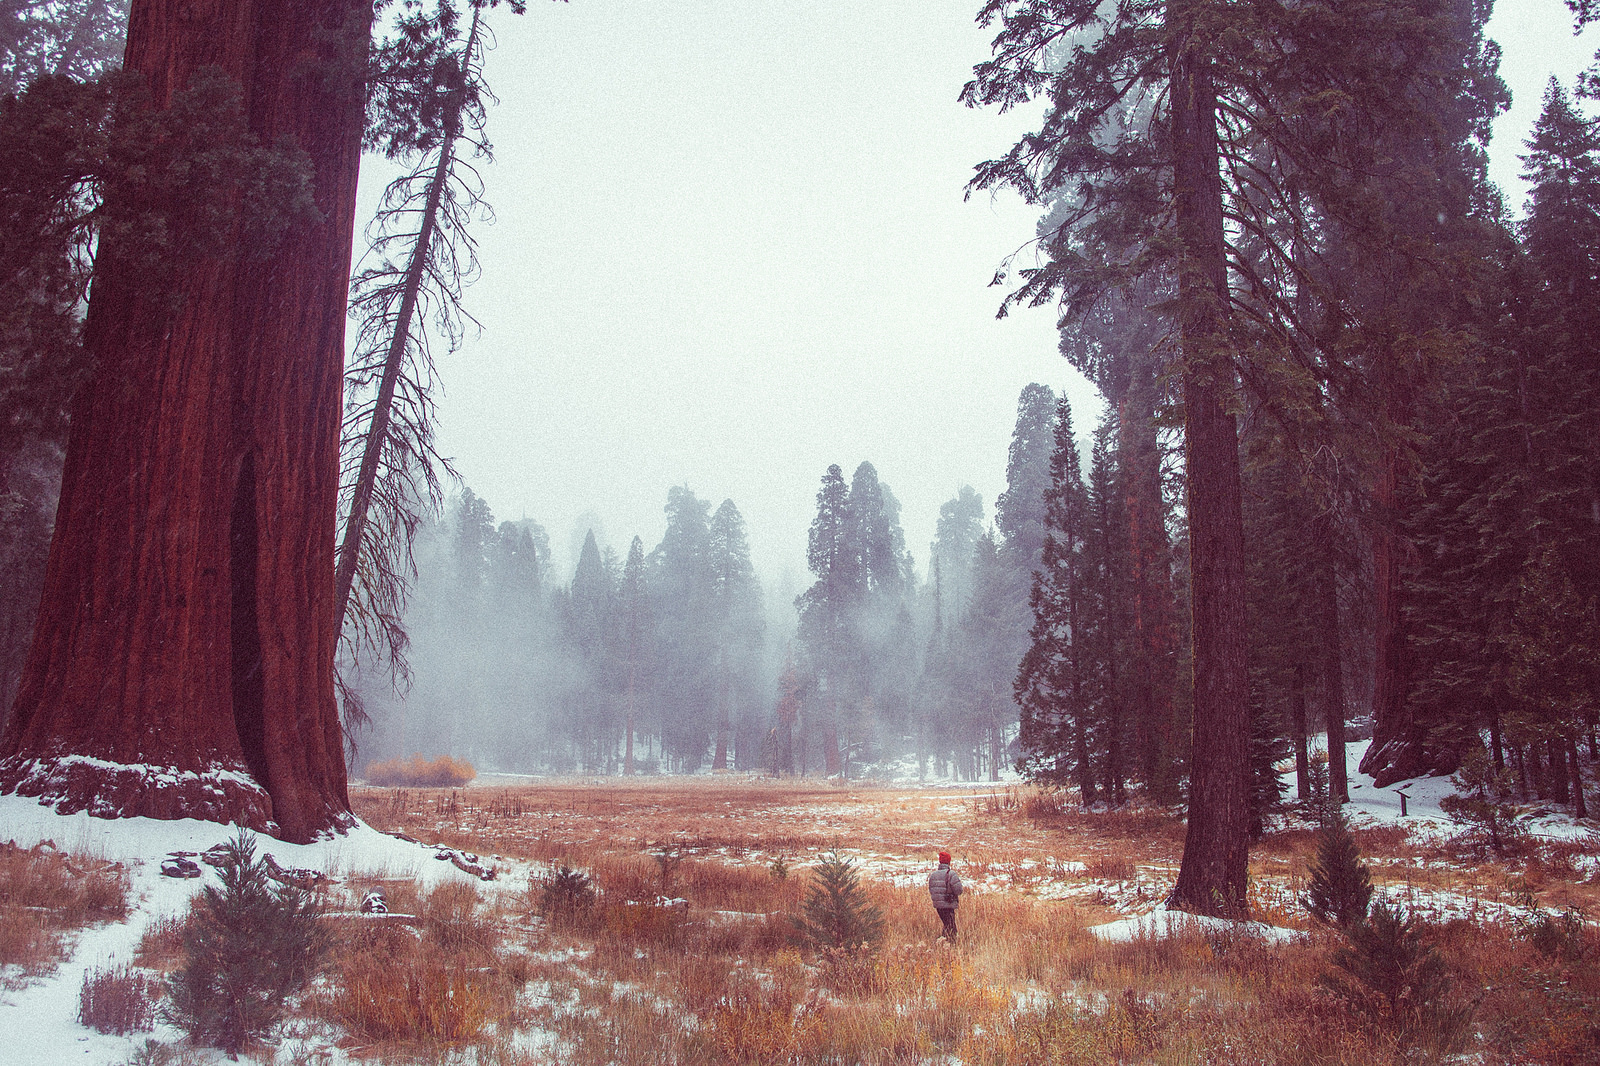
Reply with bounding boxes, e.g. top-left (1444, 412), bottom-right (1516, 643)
top-left (133, 914), bottom-right (189, 973)
top-left (331, 955), bottom-right (496, 1043)
top-left (1086, 853), bottom-right (1137, 882)
top-left (78, 963), bottom-right (157, 1034)
top-left (0, 842), bottom-right (128, 982)
top-left (314, 878), bottom-right (523, 1050)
